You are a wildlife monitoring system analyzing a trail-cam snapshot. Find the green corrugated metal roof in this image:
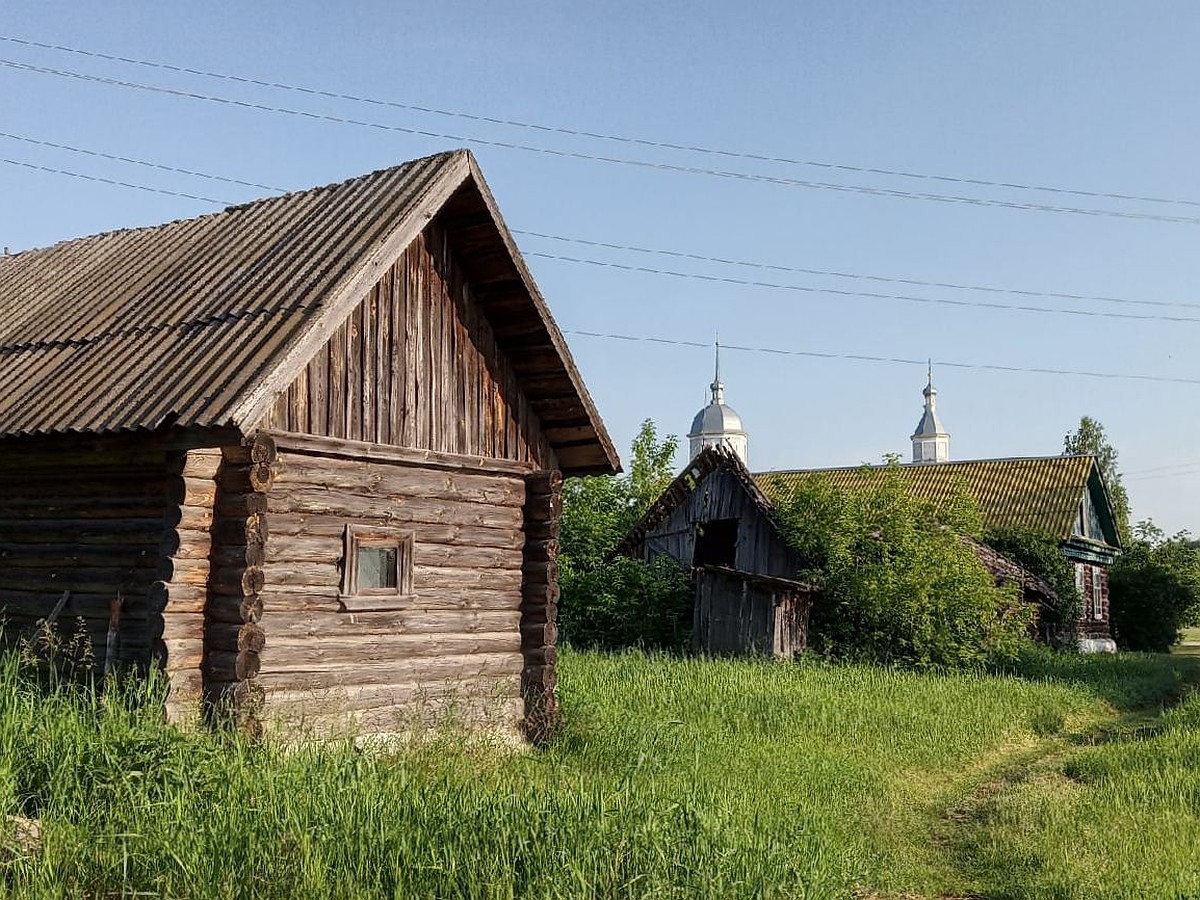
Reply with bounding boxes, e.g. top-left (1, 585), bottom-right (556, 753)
top-left (754, 456), bottom-right (1099, 541)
